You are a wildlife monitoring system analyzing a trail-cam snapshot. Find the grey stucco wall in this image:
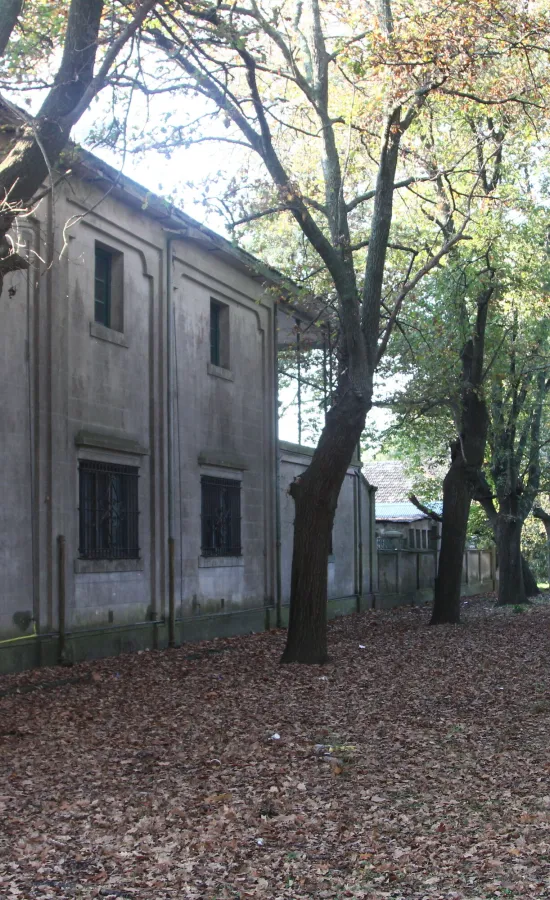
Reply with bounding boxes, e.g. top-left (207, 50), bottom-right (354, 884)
top-left (0, 226), bottom-right (37, 638)
top-left (375, 547), bottom-right (495, 609)
top-left (278, 442), bottom-right (375, 606)
top-left (0, 169), bottom-right (277, 650)
top-left (171, 244), bottom-right (276, 617)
